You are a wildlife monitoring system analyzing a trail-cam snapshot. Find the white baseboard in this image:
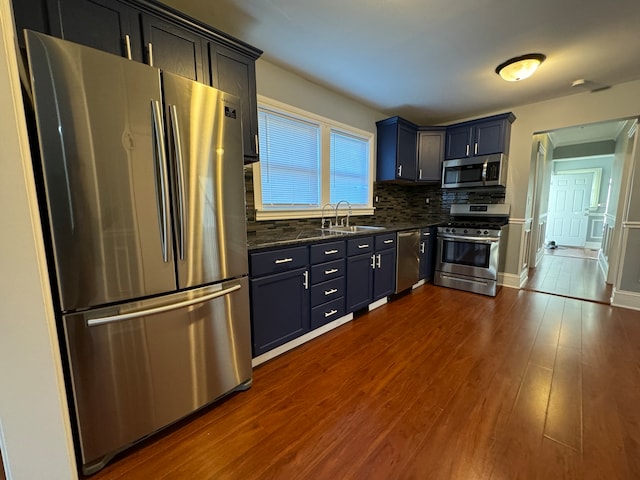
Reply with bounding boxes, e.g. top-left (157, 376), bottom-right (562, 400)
top-left (585, 242), bottom-right (602, 250)
top-left (611, 288), bottom-right (640, 311)
top-left (500, 269), bottom-right (528, 289)
top-left (252, 312), bottom-right (354, 367)
top-left (368, 296), bottom-right (388, 311)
